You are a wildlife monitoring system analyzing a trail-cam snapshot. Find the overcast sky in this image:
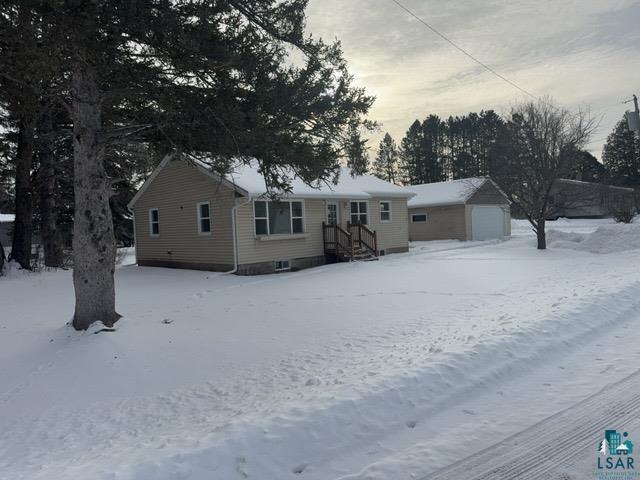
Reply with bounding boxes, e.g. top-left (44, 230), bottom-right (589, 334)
top-left (306, 0), bottom-right (640, 159)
